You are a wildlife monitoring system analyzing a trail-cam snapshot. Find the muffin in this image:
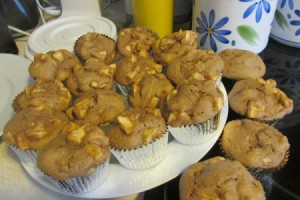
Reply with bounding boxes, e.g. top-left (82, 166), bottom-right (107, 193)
top-left (107, 108), bottom-right (168, 169)
top-left (37, 122), bottom-right (110, 194)
top-left (228, 78), bottom-right (293, 123)
top-left (129, 73), bottom-right (175, 109)
top-left (166, 49), bottom-right (224, 85)
top-left (160, 80), bottom-right (224, 145)
top-left (74, 32), bottom-right (117, 64)
top-left (66, 58), bottom-right (116, 96)
top-left (28, 49), bottom-right (81, 81)
top-left (221, 119), bottom-right (290, 170)
top-left (179, 156), bottom-right (266, 200)
top-left (66, 89), bottom-right (126, 126)
top-left (219, 49), bottom-right (266, 80)
top-left (117, 26), bottom-right (159, 58)
top-left (115, 55), bottom-right (162, 97)
top-left (3, 106), bottom-right (69, 165)
top-left (151, 29), bottom-right (198, 67)
top-left (12, 79), bottom-right (71, 112)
